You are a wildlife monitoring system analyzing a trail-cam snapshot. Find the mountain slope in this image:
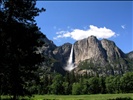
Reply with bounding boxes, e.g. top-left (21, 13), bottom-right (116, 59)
top-left (37, 32), bottom-right (66, 75)
top-left (73, 36), bottom-right (132, 76)
top-left (127, 51), bottom-right (133, 60)
top-left (39, 34), bottom-right (133, 76)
